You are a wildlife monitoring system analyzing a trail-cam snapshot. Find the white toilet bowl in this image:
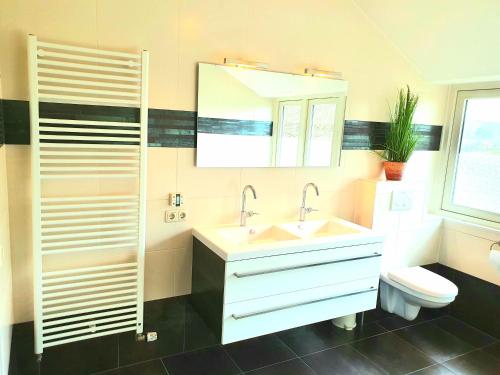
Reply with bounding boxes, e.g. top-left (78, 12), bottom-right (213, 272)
top-left (380, 266), bottom-right (458, 320)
